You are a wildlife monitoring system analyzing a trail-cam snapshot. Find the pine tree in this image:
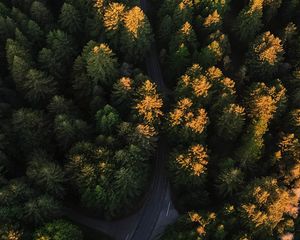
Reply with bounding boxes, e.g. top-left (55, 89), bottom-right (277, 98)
top-left (34, 220), bottom-right (83, 240)
top-left (216, 167), bottom-right (244, 197)
top-left (54, 114), bottom-right (89, 150)
top-left (26, 150), bottom-right (65, 197)
top-left (24, 194), bottom-right (61, 225)
top-left (12, 109), bottom-right (50, 153)
top-left (30, 1), bottom-right (53, 27)
top-left (263, 0), bottom-right (282, 22)
top-left (95, 105), bottom-right (121, 135)
top-left (158, 15), bottom-right (172, 45)
top-left (234, 0), bottom-right (263, 43)
top-left (216, 104), bottom-right (245, 141)
top-left (24, 69), bottom-right (57, 105)
top-left (59, 3), bottom-right (82, 34)
top-left (86, 43), bottom-right (118, 87)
